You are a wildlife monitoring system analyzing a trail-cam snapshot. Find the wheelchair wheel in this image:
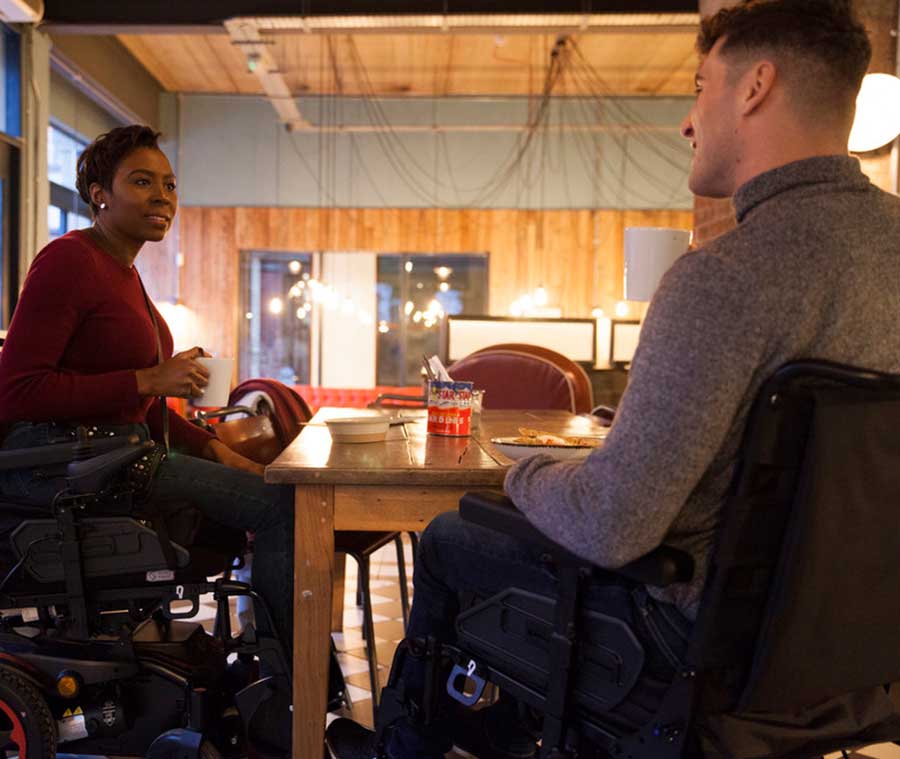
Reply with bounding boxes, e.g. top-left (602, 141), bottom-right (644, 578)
top-left (0, 663), bottom-right (56, 758)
